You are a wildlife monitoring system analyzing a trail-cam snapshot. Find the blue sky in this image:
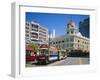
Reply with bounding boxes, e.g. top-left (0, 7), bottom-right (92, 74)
top-left (26, 12), bottom-right (89, 36)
